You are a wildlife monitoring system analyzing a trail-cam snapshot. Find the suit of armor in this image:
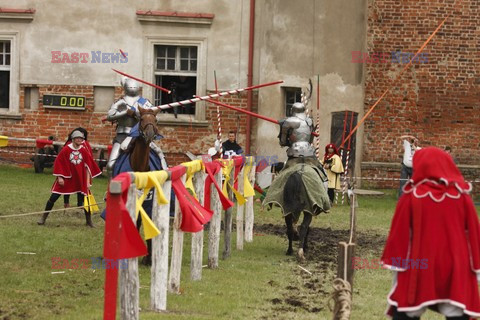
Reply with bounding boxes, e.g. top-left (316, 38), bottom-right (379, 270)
top-left (279, 102), bottom-right (315, 158)
top-left (106, 78), bottom-right (167, 177)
